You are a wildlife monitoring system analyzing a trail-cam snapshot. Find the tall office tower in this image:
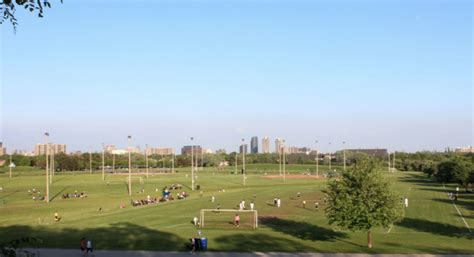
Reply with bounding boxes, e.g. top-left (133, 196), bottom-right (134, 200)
top-left (250, 136), bottom-right (259, 154)
top-left (262, 137), bottom-right (270, 154)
